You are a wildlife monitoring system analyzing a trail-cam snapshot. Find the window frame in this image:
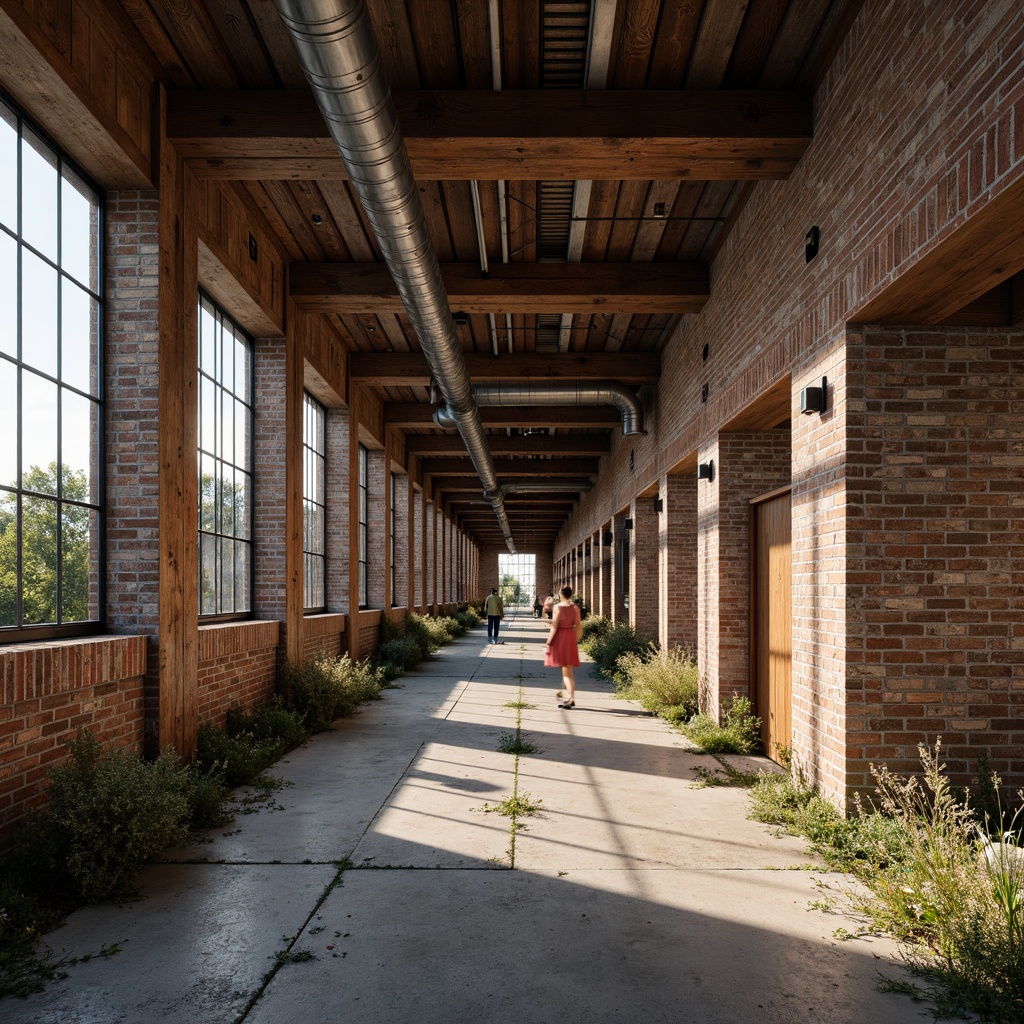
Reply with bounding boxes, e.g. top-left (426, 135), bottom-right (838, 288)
top-left (0, 89), bottom-right (105, 643)
top-left (357, 443), bottom-right (368, 609)
top-left (197, 290), bottom-right (254, 622)
top-left (302, 391), bottom-right (326, 614)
